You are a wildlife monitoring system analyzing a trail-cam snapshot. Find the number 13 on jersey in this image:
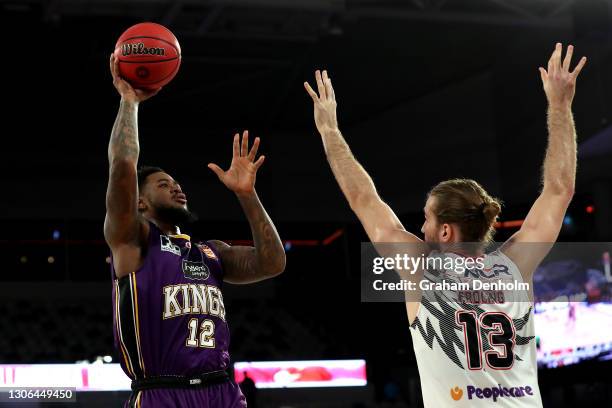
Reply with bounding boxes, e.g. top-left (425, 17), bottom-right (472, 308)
top-left (456, 310), bottom-right (516, 370)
